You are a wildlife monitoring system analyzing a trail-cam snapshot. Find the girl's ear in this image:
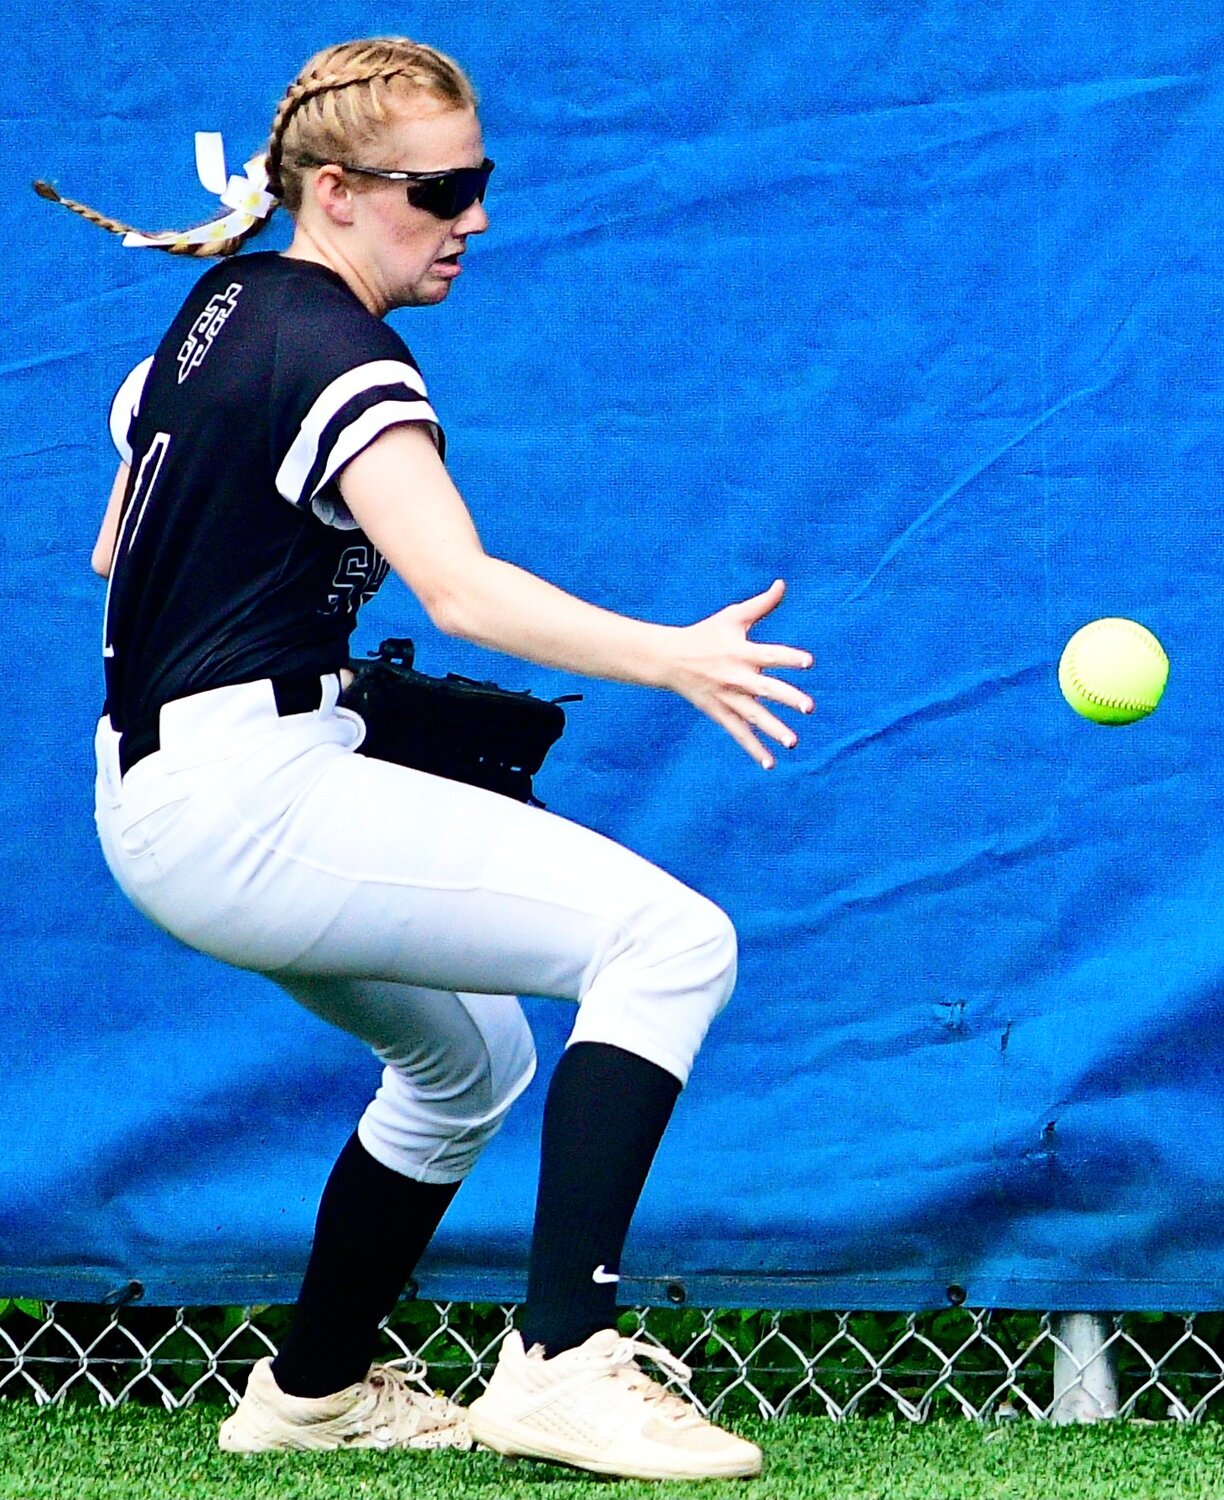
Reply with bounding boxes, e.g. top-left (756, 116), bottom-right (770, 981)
top-left (307, 165), bottom-right (358, 227)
